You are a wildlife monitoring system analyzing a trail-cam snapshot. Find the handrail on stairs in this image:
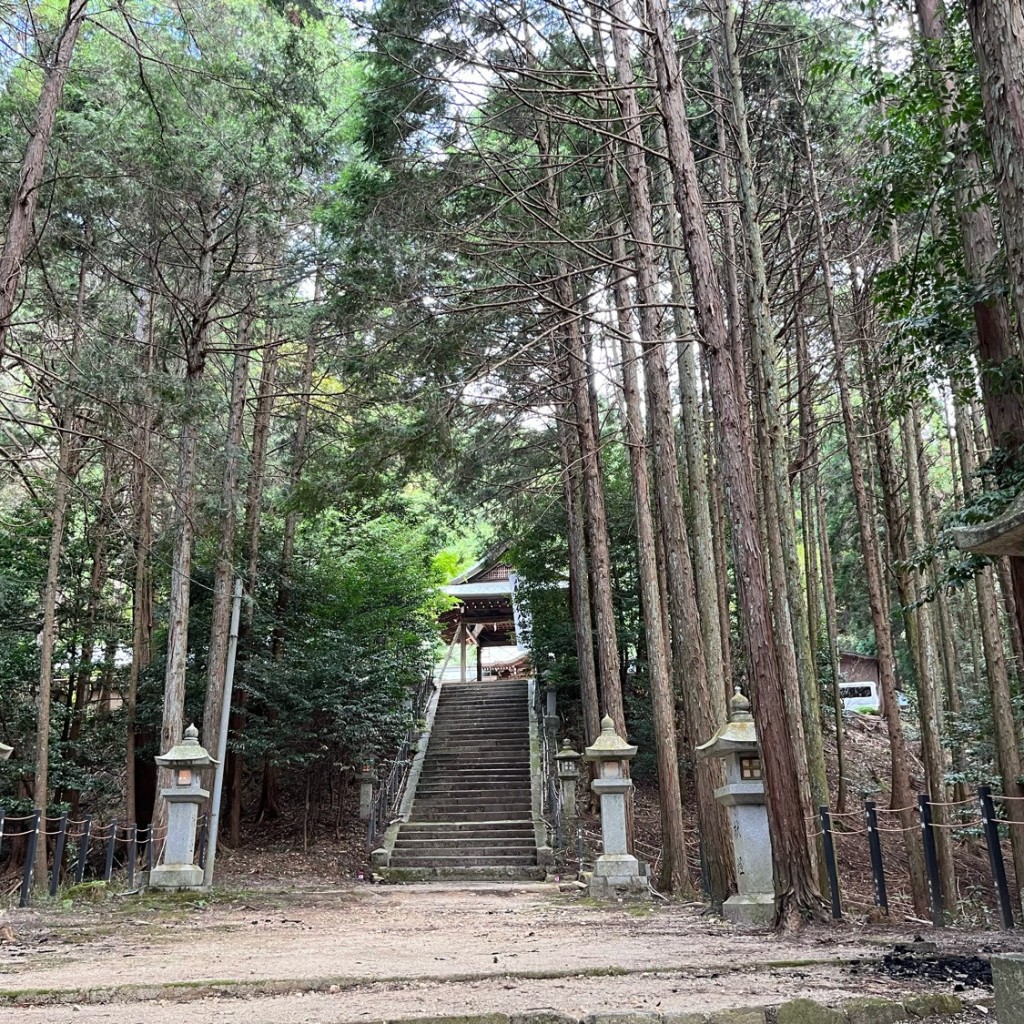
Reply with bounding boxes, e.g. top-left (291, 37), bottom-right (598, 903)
top-left (534, 678), bottom-right (564, 849)
top-left (366, 672), bottom-right (434, 852)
